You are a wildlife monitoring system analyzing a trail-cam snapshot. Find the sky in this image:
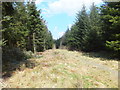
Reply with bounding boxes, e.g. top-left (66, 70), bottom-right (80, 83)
top-left (35, 0), bottom-right (104, 40)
